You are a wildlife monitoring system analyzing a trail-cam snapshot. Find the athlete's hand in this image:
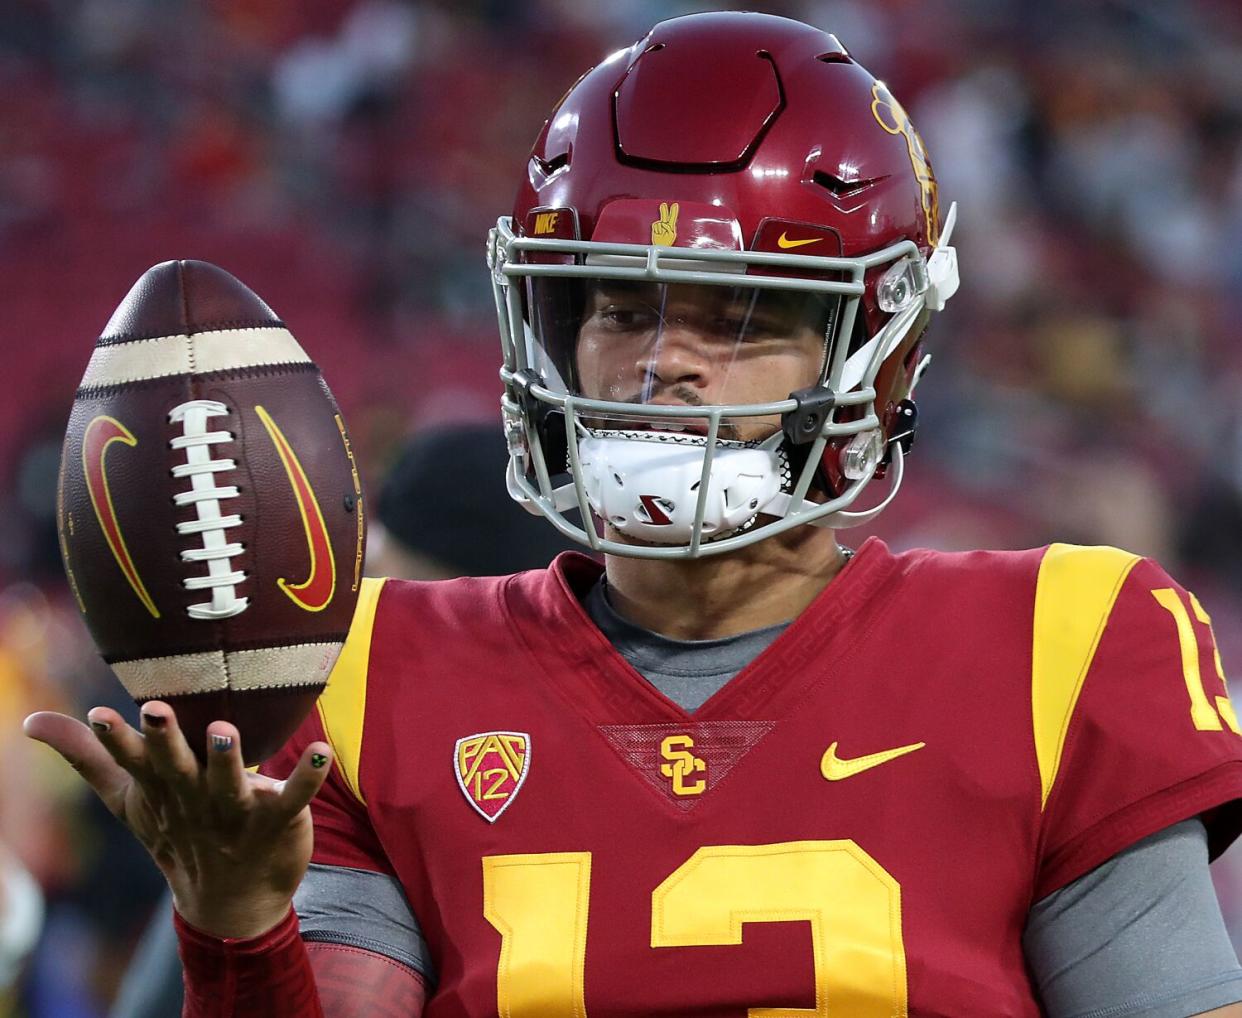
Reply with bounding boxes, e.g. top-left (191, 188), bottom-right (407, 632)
top-left (23, 701), bottom-right (331, 939)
